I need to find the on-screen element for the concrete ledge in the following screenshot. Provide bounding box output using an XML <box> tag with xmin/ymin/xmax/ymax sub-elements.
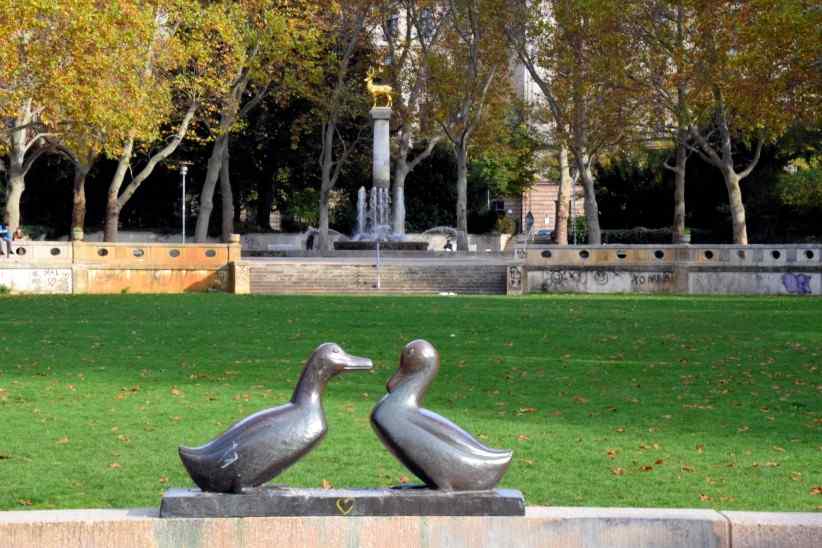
<box><xmin>3</xmin><ymin>506</ymin><xmax>818</xmax><ymax>547</ymax></box>
<box><xmin>4</xmin><ymin>506</ymin><xmax>802</xmax><ymax>548</ymax></box>
<box><xmin>722</xmin><ymin>511</ymin><xmax>822</xmax><ymax>548</ymax></box>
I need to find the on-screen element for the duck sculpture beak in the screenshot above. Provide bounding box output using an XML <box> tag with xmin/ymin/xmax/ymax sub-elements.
<box><xmin>336</xmin><ymin>351</ymin><xmax>373</xmax><ymax>371</ymax></box>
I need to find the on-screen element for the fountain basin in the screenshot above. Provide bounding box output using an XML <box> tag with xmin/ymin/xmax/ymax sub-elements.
<box><xmin>334</xmin><ymin>240</ymin><xmax>429</xmax><ymax>251</ymax></box>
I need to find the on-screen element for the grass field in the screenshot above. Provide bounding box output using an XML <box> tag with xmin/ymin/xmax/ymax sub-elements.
<box><xmin>0</xmin><ymin>294</ymin><xmax>820</xmax><ymax>512</ymax></box>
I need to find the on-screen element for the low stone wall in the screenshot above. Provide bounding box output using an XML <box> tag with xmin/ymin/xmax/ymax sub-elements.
<box><xmin>241</xmin><ymin>260</ymin><xmax>507</xmax><ymax>295</ymax></box>
<box><xmin>519</xmin><ymin>244</ymin><xmax>822</xmax><ymax>296</ymax></box>
<box><xmin>1</xmin><ymin>507</ymin><xmax>820</xmax><ymax>548</ymax></box>
<box><xmin>0</xmin><ymin>240</ymin><xmax>241</xmax><ymax>294</ymax></box>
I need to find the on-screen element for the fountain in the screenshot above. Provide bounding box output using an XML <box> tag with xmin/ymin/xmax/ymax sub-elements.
<box><xmin>334</xmin><ymin>101</ymin><xmax>427</xmax><ymax>252</ymax></box>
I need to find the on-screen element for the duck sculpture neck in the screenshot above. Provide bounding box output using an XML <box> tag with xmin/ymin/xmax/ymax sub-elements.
<box><xmin>292</xmin><ymin>343</ymin><xmax>371</xmax><ymax>405</ymax></box>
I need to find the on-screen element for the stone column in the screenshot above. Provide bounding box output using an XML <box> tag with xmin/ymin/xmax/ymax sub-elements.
<box><xmin>370</xmin><ymin>107</ymin><xmax>392</xmax><ymax>189</ymax></box>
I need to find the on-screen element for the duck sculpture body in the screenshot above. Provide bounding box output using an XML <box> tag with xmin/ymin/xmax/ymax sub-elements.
<box><xmin>179</xmin><ymin>343</ymin><xmax>372</xmax><ymax>493</ymax></box>
<box><xmin>371</xmin><ymin>340</ymin><xmax>513</xmax><ymax>491</ymax></box>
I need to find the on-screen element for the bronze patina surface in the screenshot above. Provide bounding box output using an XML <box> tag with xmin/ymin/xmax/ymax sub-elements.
<box><xmin>371</xmin><ymin>340</ymin><xmax>513</xmax><ymax>491</ymax></box>
<box><xmin>178</xmin><ymin>343</ymin><xmax>372</xmax><ymax>493</ymax></box>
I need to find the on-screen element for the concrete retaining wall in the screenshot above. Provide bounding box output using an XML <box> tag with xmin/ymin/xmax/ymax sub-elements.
<box><xmin>0</xmin><ymin>240</ymin><xmax>241</xmax><ymax>294</ymax></box>
<box><xmin>521</xmin><ymin>244</ymin><xmax>822</xmax><ymax>296</ymax></box>
<box><xmin>1</xmin><ymin>507</ymin><xmax>819</xmax><ymax>548</ymax></box>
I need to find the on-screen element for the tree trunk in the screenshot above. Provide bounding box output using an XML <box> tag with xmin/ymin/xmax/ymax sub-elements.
<box><xmin>103</xmin><ymin>137</ymin><xmax>135</xmax><ymax>242</ymax></box>
<box><xmin>219</xmin><ymin>139</ymin><xmax>234</xmax><ymax>242</ymax></box>
<box><xmin>392</xmin><ymin>158</ymin><xmax>409</xmax><ymax>236</ymax></box>
<box><xmin>5</xmin><ymin>169</ymin><xmax>25</xmax><ymax>232</ymax></box>
<box><xmin>4</xmin><ymin>100</ymin><xmax>34</xmax><ymax>232</ymax></box>
<box><xmin>723</xmin><ymin>169</ymin><xmax>748</xmax><ymax>245</ymax></box>
<box><xmin>576</xmin><ymin>160</ymin><xmax>601</xmax><ymax>245</ymax></box>
<box><xmin>455</xmin><ymin>144</ymin><xmax>469</xmax><ymax>251</ymax></box>
<box><xmin>671</xmin><ymin>140</ymin><xmax>687</xmax><ymax>243</ymax></box>
<box><xmin>194</xmin><ymin>134</ymin><xmax>228</xmax><ymax>242</ymax></box>
<box><xmin>554</xmin><ymin>145</ymin><xmax>571</xmax><ymax>245</ymax></box>
<box><xmin>317</xmin><ymin>119</ymin><xmax>336</xmax><ymax>254</ymax></box>
<box><xmin>104</xmin><ymin>197</ymin><xmax>120</xmax><ymax>242</ymax></box>
<box><xmin>71</xmin><ymin>165</ymin><xmax>90</xmax><ymax>239</ymax></box>
<box><xmin>318</xmin><ymin>186</ymin><xmax>330</xmax><ymax>254</ymax></box>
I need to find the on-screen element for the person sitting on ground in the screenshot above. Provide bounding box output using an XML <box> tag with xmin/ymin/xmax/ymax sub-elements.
<box><xmin>12</xmin><ymin>227</ymin><xmax>25</xmax><ymax>241</ymax></box>
<box><xmin>0</xmin><ymin>224</ymin><xmax>12</xmax><ymax>258</ymax></box>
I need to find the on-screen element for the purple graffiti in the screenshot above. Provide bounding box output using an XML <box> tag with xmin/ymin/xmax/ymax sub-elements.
<box><xmin>782</xmin><ymin>273</ymin><xmax>812</xmax><ymax>295</ymax></box>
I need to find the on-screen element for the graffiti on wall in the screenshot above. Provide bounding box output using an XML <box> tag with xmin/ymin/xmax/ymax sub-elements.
<box><xmin>631</xmin><ymin>272</ymin><xmax>673</xmax><ymax>287</ymax></box>
<box><xmin>541</xmin><ymin>269</ymin><xmax>623</xmax><ymax>292</ymax></box>
<box><xmin>782</xmin><ymin>273</ymin><xmax>812</xmax><ymax>295</ymax></box>
<box><xmin>508</xmin><ymin>266</ymin><xmax>523</xmax><ymax>291</ymax></box>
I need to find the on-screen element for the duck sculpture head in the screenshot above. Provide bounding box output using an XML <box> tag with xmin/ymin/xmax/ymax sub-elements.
<box><xmin>386</xmin><ymin>339</ymin><xmax>439</xmax><ymax>404</ymax></box>
<box><xmin>292</xmin><ymin>343</ymin><xmax>373</xmax><ymax>403</ymax></box>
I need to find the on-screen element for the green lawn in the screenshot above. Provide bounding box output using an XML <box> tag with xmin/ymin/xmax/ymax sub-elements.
<box><xmin>0</xmin><ymin>294</ymin><xmax>819</xmax><ymax>512</ymax></box>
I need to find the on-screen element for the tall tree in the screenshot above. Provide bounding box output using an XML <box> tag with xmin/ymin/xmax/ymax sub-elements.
<box><xmin>507</xmin><ymin>0</ymin><xmax>641</xmax><ymax>245</ymax></box>
<box><xmin>377</xmin><ymin>0</ymin><xmax>449</xmax><ymax>235</ymax></box>
<box><xmin>430</xmin><ymin>0</ymin><xmax>510</xmax><ymax>250</ymax></box>
<box><xmin>0</xmin><ymin>2</ymin><xmax>80</xmax><ymax>231</ymax></box>
<box><xmin>193</xmin><ymin>0</ymin><xmax>321</xmax><ymax>242</ymax></box>
<box><xmin>102</xmin><ymin>1</ymin><xmax>233</xmax><ymax>242</ymax></box>
<box><xmin>622</xmin><ymin>0</ymin><xmax>700</xmax><ymax>242</ymax></box>
<box><xmin>48</xmin><ymin>1</ymin><xmax>167</xmax><ymax>238</ymax></box>
<box><xmin>683</xmin><ymin>0</ymin><xmax>820</xmax><ymax>244</ymax></box>
<box><xmin>315</xmin><ymin>1</ymin><xmax>372</xmax><ymax>252</ymax></box>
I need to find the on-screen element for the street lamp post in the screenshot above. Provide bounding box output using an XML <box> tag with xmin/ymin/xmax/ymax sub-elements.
<box><xmin>180</xmin><ymin>165</ymin><xmax>188</xmax><ymax>244</ymax></box>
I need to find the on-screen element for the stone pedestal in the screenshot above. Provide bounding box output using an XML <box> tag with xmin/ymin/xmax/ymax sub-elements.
<box><xmin>160</xmin><ymin>486</ymin><xmax>525</xmax><ymax>518</ymax></box>
<box><xmin>370</xmin><ymin>107</ymin><xmax>392</xmax><ymax>189</ymax></box>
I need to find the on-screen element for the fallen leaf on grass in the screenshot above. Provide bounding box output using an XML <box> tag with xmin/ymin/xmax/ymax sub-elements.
<box><xmin>699</xmin><ymin>494</ymin><xmax>712</xmax><ymax>502</ymax></box>
<box><xmin>811</xmin><ymin>486</ymin><xmax>822</xmax><ymax>496</ymax></box>
<box><xmin>640</xmin><ymin>465</ymin><xmax>654</xmax><ymax>472</ymax></box>
<box><xmin>109</xmin><ymin>463</ymin><xmax>121</xmax><ymax>469</ymax></box>
<box><xmin>611</xmin><ymin>467</ymin><xmax>625</xmax><ymax>476</ymax></box>
<box><xmin>607</xmin><ymin>449</ymin><xmax>618</xmax><ymax>460</ymax></box>
<box><xmin>56</xmin><ymin>436</ymin><xmax>70</xmax><ymax>445</ymax></box>
<box><xmin>696</xmin><ymin>444</ymin><xmax>705</xmax><ymax>454</ymax></box>
<box><xmin>655</xmin><ymin>459</ymin><xmax>665</xmax><ymax>465</ymax></box>
<box><xmin>159</xmin><ymin>476</ymin><xmax>169</xmax><ymax>484</ymax></box>
<box><xmin>321</xmin><ymin>479</ymin><xmax>332</xmax><ymax>490</ymax></box>
<box><xmin>517</xmin><ymin>434</ymin><xmax>530</xmax><ymax>442</ymax></box>
<box><xmin>615</xmin><ymin>427</ymin><xmax>625</xmax><ymax>433</ymax></box>
<box><xmin>790</xmin><ymin>472</ymin><xmax>802</xmax><ymax>481</ymax></box>
<box><xmin>399</xmin><ymin>476</ymin><xmax>410</xmax><ymax>484</ymax></box>
<box><xmin>170</xmin><ymin>387</ymin><xmax>183</xmax><ymax>397</ymax></box>
<box><xmin>682</xmin><ymin>464</ymin><xmax>695</xmax><ymax>473</ymax></box>
<box><xmin>17</xmin><ymin>499</ymin><xmax>32</xmax><ymax>506</ymax></box>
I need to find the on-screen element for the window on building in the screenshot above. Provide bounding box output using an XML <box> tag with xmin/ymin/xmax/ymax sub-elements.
<box><xmin>491</xmin><ymin>200</ymin><xmax>505</xmax><ymax>213</ymax></box>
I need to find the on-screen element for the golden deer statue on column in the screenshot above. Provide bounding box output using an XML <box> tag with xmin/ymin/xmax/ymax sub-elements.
<box><xmin>365</xmin><ymin>67</ymin><xmax>394</xmax><ymax>108</ymax></box>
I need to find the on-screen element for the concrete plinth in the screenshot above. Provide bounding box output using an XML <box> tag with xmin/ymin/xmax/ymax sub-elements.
<box><xmin>370</xmin><ymin>107</ymin><xmax>391</xmax><ymax>189</ymax></box>
<box><xmin>159</xmin><ymin>487</ymin><xmax>525</xmax><ymax>518</ymax></box>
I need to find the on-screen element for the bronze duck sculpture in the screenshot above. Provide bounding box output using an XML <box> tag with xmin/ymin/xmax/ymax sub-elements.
<box><xmin>179</xmin><ymin>343</ymin><xmax>372</xmax><ymax>493</ymax></box>
<box><xmin>371</xmin><ymin>339</ymin><xmax>513</xmax><ymax>491</ymax></box>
